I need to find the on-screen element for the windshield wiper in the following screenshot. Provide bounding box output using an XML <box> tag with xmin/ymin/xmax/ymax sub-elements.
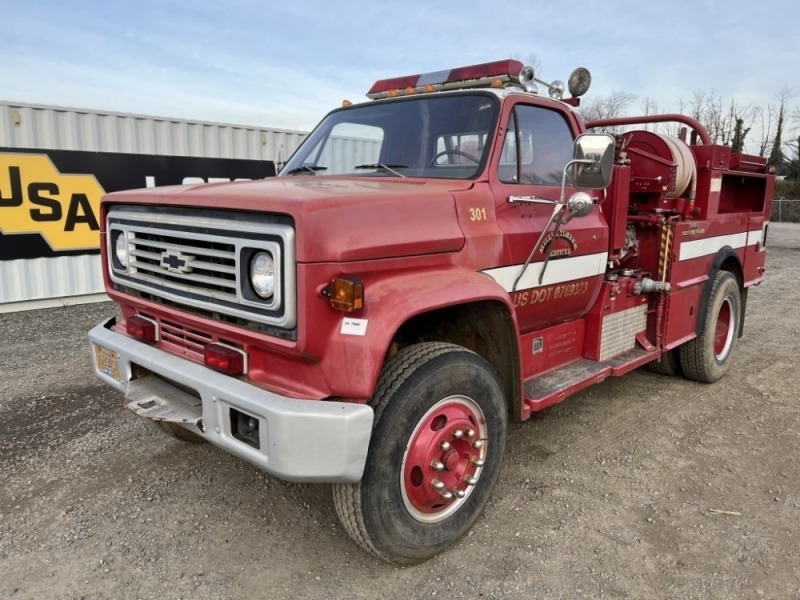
<box><xmin>284</xmin><ymin>165</ymin><xmax>328</xmax><ymax>175</ymax></box>
<box><xmin>354</xmin><ymin>163</ymin><xmax>409</xmax><ymax>178</ymax></box>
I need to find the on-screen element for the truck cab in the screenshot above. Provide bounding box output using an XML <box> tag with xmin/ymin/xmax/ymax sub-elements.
<box><xmin>89</xmin><ymin>59</ymin><xmax>773</xmax><ymax>564</ymax></box>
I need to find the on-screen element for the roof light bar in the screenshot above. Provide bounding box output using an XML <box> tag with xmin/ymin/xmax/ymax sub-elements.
<box><xmin>367</xmin><ymin>59</ymin><xmax>525</xmax><ymax>99</ymax></box>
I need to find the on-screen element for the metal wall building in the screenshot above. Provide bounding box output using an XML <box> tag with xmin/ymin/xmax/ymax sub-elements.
<box><xmin>0</xmin><ymin>101</ymin><xmax>307</xmax><ymax>312</ymax></box>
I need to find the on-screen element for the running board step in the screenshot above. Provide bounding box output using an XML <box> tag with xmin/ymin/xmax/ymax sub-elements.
<box><xmin>523</xmin><ymin>346</ymin><xmax>657</xmax><ymax>415</ymax></box>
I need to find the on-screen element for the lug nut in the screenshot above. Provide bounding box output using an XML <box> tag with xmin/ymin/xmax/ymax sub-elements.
<box><xmin>440</xmin><ymin>440</ymin><xmax>452</xmax><ymax>452</ymax></box>
<box><xmin>464</xmin><ymin>475</ymin><xmax>478</xmax><ymax>486</ymax></box>
<box><xmin>431</xmin><ymin>478</ymin><xmax>445</xmax><ymax>490</ymax></box>
<box><xmin>452</xmin><ymin>428</ymin><xmax>464</xmax><ymax>439</ymax></box>
<box><xmin>431</xmin><ymin>460</ymin><xmax>445</xmax><ymax>472</ymax></box>
<box><xmin>465</xmin><ymin>428</ymin><xmax>476</xmax><ymax>438</ymax></box>
<box><xmin>471</xmin><ymin>457</ymin><xmax>485</xmax><ymax>467</ymax></box>
<box><xmin>473</xmin><ymin>439</ymin><xmax>484</xmax><ymax>449</ymax></box>
<box><xmin>454</xmin><ymin>488</ymin><xmax>466</xmax><ymax>499</ymax></box>
<box><xmin>439</xmin><ymin>490</ymin><xmax>453</xmax><ymax>500</ymax></box>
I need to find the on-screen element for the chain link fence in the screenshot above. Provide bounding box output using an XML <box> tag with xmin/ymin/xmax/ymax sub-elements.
<box><xmin>772</xmin><ymin>198</ymin><xmax>800</xmax><ymax>223</ymax></box>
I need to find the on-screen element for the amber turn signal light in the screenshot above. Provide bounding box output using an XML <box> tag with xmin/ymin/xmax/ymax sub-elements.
<box><xmin>329</xmin><ymin>277</ymin><xmax>364</xmax><ymax>312</ymax></box>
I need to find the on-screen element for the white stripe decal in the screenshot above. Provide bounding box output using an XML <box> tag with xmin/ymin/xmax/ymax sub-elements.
<box><xmin>746</xmin><ymin>227</ymin><xmax>764</xmax><ymax>246</ymax></box>
<box><xmin>483</xmin><ymin>252</ymin><xmax>608</xmax><ymax>293</ymax></box>
<box><xmin>678</xmin><ymin>232</ymin><xmax>747</xmax><ymax>261</ymax></box>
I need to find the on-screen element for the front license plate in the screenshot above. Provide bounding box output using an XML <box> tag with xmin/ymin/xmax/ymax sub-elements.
<box><xmin>94</xmin><ymin>344</ymin><xmax>121</xmax><ymax>382</ymax></box>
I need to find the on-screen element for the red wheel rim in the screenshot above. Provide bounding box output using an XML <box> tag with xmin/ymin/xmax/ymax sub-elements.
<box><xmin>714</xmin><ymin>297</ymin><xmax>735</xmax><ymax>360</ymax></box>
<box><xmin>400</xmin><ymin>395</ymin><xmax>487</xmax><ymax>523</ymax></box>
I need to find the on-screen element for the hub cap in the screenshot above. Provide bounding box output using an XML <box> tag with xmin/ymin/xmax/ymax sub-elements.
<box><xmin>400</xmin><ymin>395</ymin><xmax>488</xmax><ymax>523</ymax></box>
<box><xmin>714</xmin><ymin>297</ymin><xmax>735</xmax><ymax>360</ymax></box>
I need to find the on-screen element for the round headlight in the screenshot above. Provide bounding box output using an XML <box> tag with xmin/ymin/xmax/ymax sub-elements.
<box><xmin>250</xmin><ymin>252</ymin><xmax>275</xmax><ymax>299</ymax></box>
<box><xmin>115</xmin><ymin>232</ymin><xmax>129</xmax><ymax>268</ymax></box>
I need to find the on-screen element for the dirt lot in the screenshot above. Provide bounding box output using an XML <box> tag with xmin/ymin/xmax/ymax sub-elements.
<box><xmin>1</xmin><ymin>223</ymin><xmax>798</xmax><ymax>600</ymax></box>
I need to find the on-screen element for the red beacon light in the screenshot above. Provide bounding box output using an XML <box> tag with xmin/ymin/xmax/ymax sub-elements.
<box><xmin>367</xmin><ymin>59</ymin><xmax>525</xmax><ymax>99</ymax></box>
<box><xmin>366</xmin><ymin>60</ymin><xmax>592</xmax><ymax>103</ymax></box>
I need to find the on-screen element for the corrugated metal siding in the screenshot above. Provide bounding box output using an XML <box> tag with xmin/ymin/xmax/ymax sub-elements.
<box><xmin>0</xmin><ymin>101</ymin><xmax>306</xmax><ymax>161</ymax></box>
<box><xmin>0</xmin><ymin>255</ymin><xmax>103</xmax><ymax>303</ymax></box>
<box><xmin>319</xmin><ymin>136</ymin><xmax>383</xmax><ymax>173</ymax></box>
<box><xmin>0</xmin><ymin>101</ymin><xmax>309</xmax><ymax>309</ymax></box>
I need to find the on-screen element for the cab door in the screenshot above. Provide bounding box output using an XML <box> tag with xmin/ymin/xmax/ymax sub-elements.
<box><xmin>487</xmin><ymin>99</ymin><xmax>608</xmax><ymax>333</ymax></box>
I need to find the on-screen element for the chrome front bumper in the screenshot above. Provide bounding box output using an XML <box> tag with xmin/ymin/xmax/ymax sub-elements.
<box><xmin>88</xmin><ymin>318</ymin><xmax>373</xmax><ymax>483</ymax></box>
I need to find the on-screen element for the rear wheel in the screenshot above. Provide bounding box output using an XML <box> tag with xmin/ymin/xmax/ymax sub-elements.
<box><xmin>680</xmin><ymin>271</ymin><xmax>741</xmax><ymax>383</ymax></box>
<box><xmin>333</xmin><ymin>342</ymin><xmax>507</xmax><ymax>565</ymax></box>
<box><xmin>646</xmin><ymin>348</ymin><xmax>682</xmax><ymax>376</ymax></box>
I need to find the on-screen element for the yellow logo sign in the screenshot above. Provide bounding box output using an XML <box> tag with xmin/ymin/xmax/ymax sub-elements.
<box><xmin>0</xmin><ymin>153</ymin><xmax>103</xmax><ymax>251</ymax></box>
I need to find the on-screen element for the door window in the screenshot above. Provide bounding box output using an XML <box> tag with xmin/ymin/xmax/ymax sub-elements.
<box><xmin>499</xmin><ymin>105</ymin><xmax>574</xmax><ymax>185</ymax></box>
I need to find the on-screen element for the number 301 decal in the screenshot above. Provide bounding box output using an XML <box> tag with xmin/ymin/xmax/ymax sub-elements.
<box><xmin>469</xmin><ymin>207</ymin><xmax>487</xmax><ymax>221</ymax></box>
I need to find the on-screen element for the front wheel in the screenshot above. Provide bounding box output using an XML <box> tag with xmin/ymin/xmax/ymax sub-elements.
<box><xmin>333</xmin><ymin>342</ymin><xmax>508</xmax><ymax>565</ymax></box>
<box><xmin>680</xmin><ymin>271</ymin><xmax>741</xmax><ymax>383</ymax></box>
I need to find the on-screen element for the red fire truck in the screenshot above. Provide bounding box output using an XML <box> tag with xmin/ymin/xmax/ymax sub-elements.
<box><xmin>89</xmin><ymin>59</ymin><xmax>774</xmax><ymax>564</ymax></box>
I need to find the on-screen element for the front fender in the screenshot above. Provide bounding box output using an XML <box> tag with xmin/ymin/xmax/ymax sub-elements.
<box><xmin>318</xmin><ymin>267</ymin><xmax>518</xmax><ymax>400</ymax></box>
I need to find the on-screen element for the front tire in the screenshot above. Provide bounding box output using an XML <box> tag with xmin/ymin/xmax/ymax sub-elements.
<box><xmin>333</xmin><ymin>342</ymin><xmax>508</xmax><ymax>565</ymax></box>
<box><xmin>680</xmin><ymin>271</ymin><xmax>741</xmax><ymax>383</ymax></box>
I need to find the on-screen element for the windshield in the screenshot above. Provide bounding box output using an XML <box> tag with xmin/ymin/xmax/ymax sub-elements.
<box><xmin>281</xmin><ymin>94</ymin><xmax>499</xmax><ymax>180</ymax></box>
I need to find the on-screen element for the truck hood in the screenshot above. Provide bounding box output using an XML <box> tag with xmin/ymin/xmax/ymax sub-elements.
<box><xmin>105</xmin><ymin>177</ymin><xmax>471</xmax><ymax>262</ymax></box>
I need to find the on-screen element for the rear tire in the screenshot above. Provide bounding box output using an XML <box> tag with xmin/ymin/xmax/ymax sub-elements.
<box><xmin>646</xmin><ymin>348</ymin><xmax>682</xmax><ymax>376</ymax></box>
<box><xmin>333</xmin><ymin>342</ymin><xmax>508</xmax><ymax>565</ymax></box>
<box><xmin>679</xmin><ymin>271</ymin><xmax>741</xmax><ymax>383</ymax></box>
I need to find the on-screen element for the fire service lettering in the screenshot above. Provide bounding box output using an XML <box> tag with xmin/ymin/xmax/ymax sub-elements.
<box><xmin>0</xmin><ymin>154</ymin><xmax>102</xmax><ymax>251</ymax></box>
<box><xmin>539</xmin><ymin>230</ymin><xmax>578</xmax><ymax>257</ymax></box>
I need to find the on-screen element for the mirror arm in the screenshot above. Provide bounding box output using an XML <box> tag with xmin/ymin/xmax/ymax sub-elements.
<box><xmin>559</xmin><ymin>158</ymin><xmax>596</xmax><ymax>203</ymax></box>
<box><xmin>512</xmin><ymin>202</ymin><xmax>565</xmax><ymax>292</ymax></box>
<box><xmin>538</xmin><ymin>210</ymin><xmax>569</xmax><ymax>285</ymax></box>
<box><xmin>511</xmin><ymin>158</ymin><xmax>597</xmax><ymax>292</ymax></box>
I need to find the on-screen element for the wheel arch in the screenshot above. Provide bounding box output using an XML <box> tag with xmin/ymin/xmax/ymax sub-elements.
<box><xmin>392</xmin><ymin>299</ymin><xmax>521</xmax><ymax>419</ymax></box>
<box><xmin>695</xmin><ymin>247</ymin><xmax>744</xmax><ymax>338</ymax></box>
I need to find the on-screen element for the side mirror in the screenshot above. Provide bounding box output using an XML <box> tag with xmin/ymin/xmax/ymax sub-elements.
<box><xmin>572</xmin><ymin>133</ymin><xmax>615</xmax><ymax>189</ymax></box>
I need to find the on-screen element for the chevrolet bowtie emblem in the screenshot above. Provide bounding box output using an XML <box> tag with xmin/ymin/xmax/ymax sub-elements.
<box><xmin>160</xmin><ymin>250</ymin><xmax>195</xmax><ymax>274</ymax></box>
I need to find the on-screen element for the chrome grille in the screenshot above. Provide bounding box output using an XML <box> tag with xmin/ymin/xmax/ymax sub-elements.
<box><xmin>108</xmin><ymin>208</ymin><xmax>296</xmax><ymax>329</ymax></box>
<box><xmin>129</xmin><ymin>232</ymin><xmax>238</xmax><ymax>301</ymax></box>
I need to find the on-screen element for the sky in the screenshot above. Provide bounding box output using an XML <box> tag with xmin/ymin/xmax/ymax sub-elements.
<box><xmin>2</xmin><ymin>0</ymin><xmax>799</xmax><ymax>138</ymax></box>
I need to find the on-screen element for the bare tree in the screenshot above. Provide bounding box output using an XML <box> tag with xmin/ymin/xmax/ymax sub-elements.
<box><xmin>680</xmin><ymin>90</ymin><xmax>755</xmax><ymax>148</ymax></box>
<box><xmin>786</xmin><ymin>135</ymin><xmax>800</xmax><ymax>182</ymax></box>
<box><xmin>512</xmin><ymin>53</ymin><xmax>543</xmax><ymax>78</ymax></box>
<box><xmin>640</xmin><ymin>97</ymin><xmax>660</xmax><ymax>132</ymax></box>
<box><xmin>689</xmin><ymin>89</ymin><xmax>709</xmax><ymax>122</ymax></box>
<box><xmin>755</xmin><ymin>106</ymin><xmax>773</xmax><ymax>157</ymax></box>
<box><xmin>768</xmin><ymin>86</ymin><xmax>795</xmax><ymax>168</ymax></box>
<box><xmin>580</xmin><ymin>91</ymin><xmax>637</xmax><ymax>132</ymax></box>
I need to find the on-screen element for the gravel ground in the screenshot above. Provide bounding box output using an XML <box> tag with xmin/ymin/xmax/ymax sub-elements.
<box><xmin>1</xmin><ymin>223</ymin><xmax>798</xmax><ymax>600</ymax></box>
